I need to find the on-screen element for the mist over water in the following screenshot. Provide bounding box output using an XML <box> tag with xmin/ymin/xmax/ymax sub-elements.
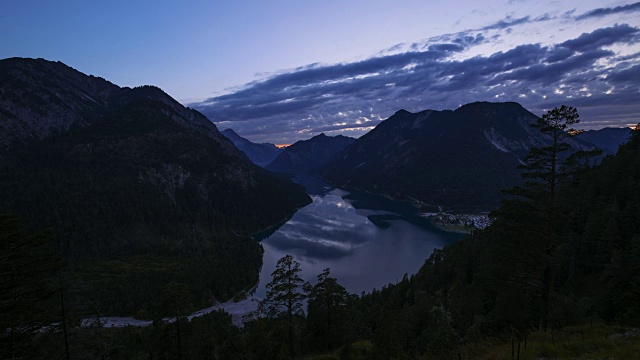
<box><xmin>253</xmin><ymin>176</ymin><xmax>462</xmax><ymax>298</ymax></box>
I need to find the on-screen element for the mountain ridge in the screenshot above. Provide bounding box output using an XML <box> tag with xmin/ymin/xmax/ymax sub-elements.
<box><xmin>0</xmin><ymin>57</ymin><xmax>240</xmax><ymax>157</ymax></box>
<box><xmin>576</xmin><ymin>127</ymin><xmax>632</xmax><ymax>154</ymax></box>
<box><xmin>321</xmin><ymin>101</ymin><xmax>592</xmax><ymax>210</ymax></box>
<box><xmin>221</xmin><ymin>128</ymin><xmax>282</xmax><ymax>166</ymax></box>
<box><xmin>266</xmin><ymin>133</ymin><xmax>355</xmax><ymax>174</ymax></box>
<box><xmin>0</xmin><ymin>57</ymin><xmax>311</xmax><ymax>258</ymax></box>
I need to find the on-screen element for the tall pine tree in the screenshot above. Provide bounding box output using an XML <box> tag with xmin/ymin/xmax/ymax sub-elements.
<box><xmin>496</xmin><ymin>105</ymin><xmax>600</xmax><ymax>331</ymax></box>
<box><xmin>261</xmin><ymin>255</ymin><xmax>305</xmax><ymax>359</ymax></box>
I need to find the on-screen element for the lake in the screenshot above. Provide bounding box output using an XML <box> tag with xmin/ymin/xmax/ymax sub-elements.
<box><xmin>97</xmin><ymin>174</ymin><xmax>464</xmax><ymax>327</ymax></box>
<box><xmin>253</xmin><ymin>174</ymin><xmax>463</xmax><ymax>298</ymax></box>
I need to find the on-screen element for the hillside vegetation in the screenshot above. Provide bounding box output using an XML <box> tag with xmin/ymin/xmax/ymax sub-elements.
<box><xmin>3</xmin><ymin>108</ymin><xmax>637</xmax><ymax>359</ymax></box>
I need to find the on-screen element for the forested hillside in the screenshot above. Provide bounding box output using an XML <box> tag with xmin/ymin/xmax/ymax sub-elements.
<box><xmin>4</xmin><ymin>110</ymin><xmax>637</xmax><ymax>359</ymax></box>
<box><xmin>0</xmin><ymin>58</ymin><xmax>311</xmax><ymax>318</ymax></box>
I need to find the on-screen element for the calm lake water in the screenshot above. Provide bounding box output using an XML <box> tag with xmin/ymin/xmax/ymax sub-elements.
<box><xmin>253</xmin><ymin>175</ymin><xmax>463</xmax><ymax>298</ymax></box>
<box><xmin>97</xmin><ymin>175</ymin><xmax>465</xmax><ymax>327</ymax></box>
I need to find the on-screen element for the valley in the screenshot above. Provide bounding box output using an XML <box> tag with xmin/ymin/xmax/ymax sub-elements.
<box><xmin>93</xmin><ymin>174</ymin><xmax>463</xmax><ymax>327</ymax></box>
<box><xmin>1</xmin><ymin>56</ymin><xmax>638</xmax><ymax>359</ymax></box>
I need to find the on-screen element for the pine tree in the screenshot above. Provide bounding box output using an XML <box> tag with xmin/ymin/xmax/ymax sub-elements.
<box><xmin>261</xmin><ymin>255</ymin><xmax>305</xmax><ymax>359</ymax></box>
<box><xmin>497</xmin><ymin>105</ymin><xmax>600</xmax><ymax>331</ymax></box>
<box><xmin>161</xmin><ymin>281</ymin><xmax>193</xmax><ymax>359</ymax></box>
<box><xmin>305</xmin><ymin>268</ymin><xmax>349</xmax><ymax>350</ymax></box>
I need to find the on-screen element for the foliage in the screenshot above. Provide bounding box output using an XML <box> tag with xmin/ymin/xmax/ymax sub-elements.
<box><xmin>262</xmin><ymin>255</ymin><xmax>306</xmax><ymax>319</ymax></box>
<box><xmin>3</xmin><ymin>111</ymin><xmax>639</xmax><ymax>360</ymax></box>
<box><xmin>304</xmin><ymin>268</ymin><xmax>349</xmax><ymax>351</ymax></box>
<box><xmin>493</xmin><ymin>105</ymin><xmax>601</xmax><ymax>331</ymax></box>
<box><xmin>0</xmin><ymin>213</ymin><xmax>62</xmax><ymax>359</ymax></box>
<box><xmin>0</xmin><ymin>99</ymin><xmax>310</xmax><ymax>315</ymax></box>
<box><xmin>261</xmin><ymin>254</ymin><xmax>306</xmax><ymax>359</ymax></box>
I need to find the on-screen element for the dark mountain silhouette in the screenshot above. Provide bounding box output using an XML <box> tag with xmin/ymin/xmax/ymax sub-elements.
<box><xmin>321</xmin><ymin>101</ymin><xmax>593</xmax><ymax>210</ymax></box>
<box><xmin>266</xmin><ymin>133</ymin><xmax>355</xmax><ymax>174</ymax></box>
<box><xmin>576</xmin><ymin>127</ymin><xmax>632</xmax><ymax>154</ymax></box>
<box><xmin>0</xmin><ymin>58</ymin><xmax>239</xmax><ymax>158</ymax></box>
<box><xmin>0</xmin><ymin>57</ymin><xmax>311</xmax><ymax>258</ymax></box>
<box><xmin>222</xmin><ymin>128</ymin><xmax>282</xmax><ymax>166</ymax></box>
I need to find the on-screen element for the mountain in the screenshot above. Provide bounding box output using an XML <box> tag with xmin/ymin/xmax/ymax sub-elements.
<box><xmin>266</xmin><ymin>133</ymin><xmax>355</xmax><ymax>173</ymax></box>
<box><xmin>0</xmin><ymin>58</ymin><xmax>311</xmax><ymax>313</ymax></box>
<box><xmin>576</xmin><ymin>127</ymin><xmax>632</xmax><ymax>154</ymax></box>
<box><xmin>0</xmin><ymin>57</ymin><xmax>310</xmax><ymax>256</ymax></box>
<box><xmin>222</xmin><ymin>128</ymin><xmax>282</xmax><ymax>166</ymax></box>
<box><xmin>321</xmin><ymin>101</ymin><xmax>591</xmax><ymax>210</ymax></box>
<box><xmin>0</xmin><ymin>58</ymin><xmax>237</xmax><ymax>157</ymax></box>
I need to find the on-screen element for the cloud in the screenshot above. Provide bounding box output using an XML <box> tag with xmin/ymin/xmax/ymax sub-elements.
<box><xmin>607</xmin><ymin>64</ymin><xmax>640</xmax><ymax>83</ymax></box>
<box><xmin>559</xmin><ymin>24</ymin><xmax>639</xmax><ymax>52</ymax></box>
<box><xmin>192</xmin><ymin>24</ymin><xmax>640</xmax><ymax>144</ymax></box>
<box><xmin>479</xmin><ymin>15</ymin><xmax>531</xmax><ymax>30</ymax></box>
<box><xmin>576</xmin><ymin>2</ymin><xmax>640</xmax><ymax>21</ymax></box>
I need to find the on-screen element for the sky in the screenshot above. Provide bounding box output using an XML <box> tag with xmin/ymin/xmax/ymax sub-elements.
<box><xmin>1</xmin><ymin>1</ymin><xmax>639</xmax><ymax>144</ymax></box>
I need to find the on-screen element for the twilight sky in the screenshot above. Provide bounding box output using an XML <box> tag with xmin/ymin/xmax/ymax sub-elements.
<box><xmin>1</xmin><ymin>1</ymin><xmax>639</xmax><ymax>144</ymax></box>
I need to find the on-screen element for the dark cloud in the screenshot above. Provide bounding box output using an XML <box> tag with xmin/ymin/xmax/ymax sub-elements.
<box><xmin>493</xmin><ymin>49</ymin><xmax>615</xmax><ymax>84</ymax></box>
<box><xmin>192</xmin><ymin>24</ymin><xmax>640</xmax><ymax>144</ymax></box>
<box><xmin>559</xmin><ymin>24</ymin><xmax>639</xmax><ymax>52</ymax></box>
<box><xmin>545</xmin><ymin>47</ymin><xmax>574</xmax><ymax>63</ymax></box>
<box><xmin>428</xmin><ymin>43</ymin><xmax>465</xmax><ymax>53</ymax></box>
<box><xmin>479</xmin><ymin>15</ymin><xmax>530</xmax><ymax>30</ymax></box>
<box><xmin>607</xmin><ymin>64</ymin><xmax>640</xmax><ymax>83</ymax></box>
<box><xmin>576</xmin><ymin>2</ymin><xmax>640</xmax><ymax>21</ymax></box>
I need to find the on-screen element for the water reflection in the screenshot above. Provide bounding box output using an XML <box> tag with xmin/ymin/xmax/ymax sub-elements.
<box><xmin>264</xmin><ymin>190</ymin><xmax>375</xmax><ymax>259</ymax></box>
<box><xmin>254</xmin><ymin>178</ymin><xmax>462</xmax><ymax>298</ymax></box>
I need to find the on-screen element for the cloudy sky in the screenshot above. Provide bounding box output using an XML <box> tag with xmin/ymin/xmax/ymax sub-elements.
<box><xmin>2</xmin><ymin>1</ymin><xmax>639</xmax><ymax>144</ymax></box>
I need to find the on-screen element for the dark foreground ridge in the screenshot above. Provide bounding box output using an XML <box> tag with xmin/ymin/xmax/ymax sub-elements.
<box><xmin>0</xmin><ymin>57</ymin><xmax>311</xmax><ymax>316</ymax></box>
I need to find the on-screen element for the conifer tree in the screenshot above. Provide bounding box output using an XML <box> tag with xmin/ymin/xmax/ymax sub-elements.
<box><xmin>161</xmin><ymin>281</ymin><xmax>193</xmax><ymax>359</ymax></box>
<box><xmin>305</xmin><ymin>268</ymin><xmax>349</xmax><ymax>350</ymax></box>
<box><xmin>497</xmin><ymin>105</ymin><xmax>600</xmax><ymax>331</ymax></box>
<box><xmin>261</xmin><ymin>255</ymin><xmax>305</xmax><ymax>359</ymax></box>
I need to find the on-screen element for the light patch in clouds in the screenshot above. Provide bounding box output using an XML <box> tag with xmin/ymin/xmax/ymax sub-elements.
<box><xmin>192</xmin><ymin>5</ymin><xmax>640</xmax><ymax>144</ymax></box>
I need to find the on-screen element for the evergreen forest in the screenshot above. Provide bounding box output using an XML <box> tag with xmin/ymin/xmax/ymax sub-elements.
<box><xmin>2</xmin><ymin>109</ymin><xmax>639</xmax><ymax>359</ymax></box>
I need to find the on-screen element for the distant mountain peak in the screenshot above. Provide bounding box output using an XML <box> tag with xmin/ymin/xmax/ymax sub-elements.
<box><xmin>266</xmin><ymin>133</ymin><xmax>355</xmax><ymax>174</ymax></box>
<box><xmin>460</xmin><ymin>101</ymin><xmax>523</xmax><ymax>111</ymax></box>
<box><xmin>223</xmin><ymin>128</ymin><xmax>240</xmax><ymax>136</ymax></box>
<box><xmin>576</xmin><ymin>127</ymin><xmax>632</xmax><ymax>154</ymax></box>
<box><xmin>221</xmin><ymin>128</ymin><xmax>282</xmax><ymax>166</ymax></box>
<box><xmin>322</xmin><ymin>101</ymin><xmax>595</xmax><ymax>210</ymax></box>
<box><xmin>394</xmin><ymin>109</ymin><xmax>411</xmax><ymax>115</ymax></box>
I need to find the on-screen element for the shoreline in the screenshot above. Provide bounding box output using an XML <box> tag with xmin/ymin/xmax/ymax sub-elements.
<box><xmin>84</xmin><ymin>279</ymin><xmax>262</xmax><ymax>329</ymax></box>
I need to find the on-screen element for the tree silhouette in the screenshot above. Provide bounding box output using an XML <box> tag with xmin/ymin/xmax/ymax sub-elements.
<box><xmin>497</xmin><ymin>105</ymin><xmax>600</xmax><ymax>331</ymax></box>
<box><xmin>261</xmin><ymin>255</ymin><xmax>305</xmax><ymax>359</ymax></box>
<box><xmin>305</xmin><ymin>268</ymin><xmax>349</xmax><ymax>350</ymax></box>
<box><xmin>161</xmin><ymin>281</ymin><xmax>193</xmax><ymax>359</ymax></box>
